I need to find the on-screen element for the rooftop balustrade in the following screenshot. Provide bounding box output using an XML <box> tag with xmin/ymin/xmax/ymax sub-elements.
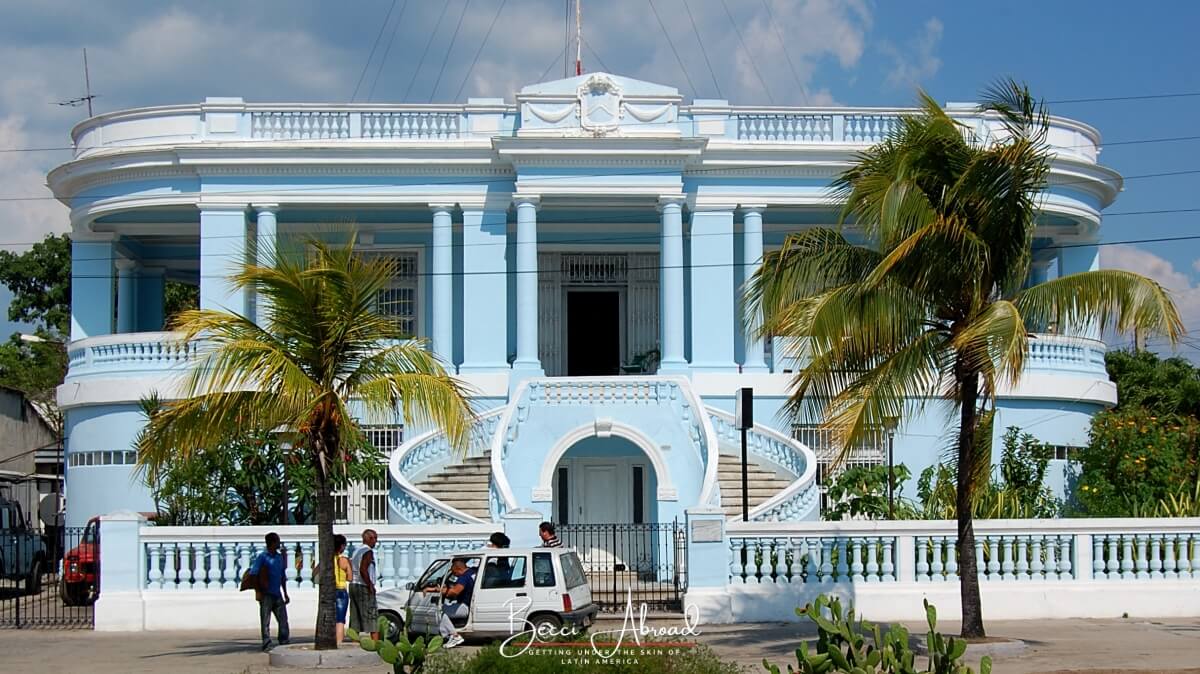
<box><xmin>68</xmin><ymin>100</ymin><xmax>1102</xmax><ymax>164</ymax></box>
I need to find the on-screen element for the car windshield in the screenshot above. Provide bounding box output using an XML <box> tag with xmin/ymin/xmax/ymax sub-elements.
<box><xmin>561</xmin><ymin>551</ymin><xmax>587</xmax><ymax>589</ymax></box>
<box><xmin>82</xmin><ymin>522</ymin><xmax>97</xmax><ymax>544</ymax></box>
<box><xmin>417</xmin><ymin>559</ymin><xmax>452</xmax><ymax>588</ymax></box>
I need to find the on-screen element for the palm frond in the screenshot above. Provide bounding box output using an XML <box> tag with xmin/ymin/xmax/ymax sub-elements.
<box><xmin>1015</xmin><ymin>269</ymin><xmax>1185</xmax><ymax>342</ymax></box>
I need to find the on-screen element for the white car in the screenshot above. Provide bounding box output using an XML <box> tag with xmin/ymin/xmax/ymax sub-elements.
<box><xmin>376</xmin><ymin>546</ymin><xmax>598</xmax><ymax>640</ymax></box>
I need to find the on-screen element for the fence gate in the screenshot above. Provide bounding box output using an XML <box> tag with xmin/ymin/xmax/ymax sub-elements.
<box><xmin>0</xmin><ymin>525</ymin><xmax>95</xmax><ymax>629</ymax></box>
<box><xmin>557</xmin><ymin>520</ymin><xmax>687</xmax><ymax>613</ymax></box>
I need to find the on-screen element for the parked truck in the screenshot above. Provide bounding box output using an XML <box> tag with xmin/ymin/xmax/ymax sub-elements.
<box><xmin>60</xmin><ymin>516</ymin><xmax>99</xmax><ymax>606</ymax></box>
<box><xmin>0</xmin><ymin>496</ymin><xmax>49</xmax><ymax>595</ymax></box>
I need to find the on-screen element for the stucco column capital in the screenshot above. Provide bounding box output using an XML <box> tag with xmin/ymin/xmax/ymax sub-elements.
<box><xmin>739</xmin><ymin>204</ymin><xmax>767</xmax><ymax>216</ymax></box>
<box><xmin>114</xmin><ymin>258</ymin><xmax>138</xmax><ymax>272</ymax></box>
<box><xmin>512</xmin><ymin>194</ymin><xmax>541</xmax><ymax>209</ymax></box>
<box><xmin>251</xmin><ymin>203</ymin><xmax>279</xmax><ymax>215</ymax></box>
<box><xmin>428</xmin><ymin>202</ymin><xmax>457</xmax><ymax>213</ymax></box>
<box><xmin>656</xmin><ymin>194</ymin><xmax>686</xmax><ymax>212</ymax></box>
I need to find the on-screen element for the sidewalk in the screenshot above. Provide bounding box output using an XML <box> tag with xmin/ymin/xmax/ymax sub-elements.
<box><xmin>0</xmin><ymin>617</ymin><xmax>1197</xmax><ymax>673</ymax></box>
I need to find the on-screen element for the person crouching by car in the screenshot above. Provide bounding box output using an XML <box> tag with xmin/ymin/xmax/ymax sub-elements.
<box><xmin>424</xmin><ymin>557</ymin><xmax>476</xmax><ymax>649</ymax></box>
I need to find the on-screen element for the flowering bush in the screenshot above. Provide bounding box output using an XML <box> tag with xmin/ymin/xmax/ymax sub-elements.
<box><xmin>1073</xmin><ymin>408</ymin><xmax>1200</xmax><ymax>517</ymax></box>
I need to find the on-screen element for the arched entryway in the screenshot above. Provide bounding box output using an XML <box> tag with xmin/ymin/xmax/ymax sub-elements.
<box><xmin>548</xmin><ymin>434</ymin><xmax>684</xmax><ymax>612</ymax></box>
<box><xmin>550</xmin><ymin>435</ymin><xmax>659</xmax><ymax>526</ymax></box>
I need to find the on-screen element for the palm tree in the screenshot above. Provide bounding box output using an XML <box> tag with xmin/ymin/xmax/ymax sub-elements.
<box><xmin>136</xmin><ymin>237</ymin><xmax>474</xmax><ymax>649</ymax></box>
<box><xmin>747</xmin><ymin>81</ymin><xmax>1183</xmax><ymax>638</ymax></box>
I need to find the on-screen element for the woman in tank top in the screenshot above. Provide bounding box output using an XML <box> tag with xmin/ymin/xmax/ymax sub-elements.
<box><xmin>332</xmin><ymin>535</ymin><xmax>353</xmax><ymax>642</ymax></box>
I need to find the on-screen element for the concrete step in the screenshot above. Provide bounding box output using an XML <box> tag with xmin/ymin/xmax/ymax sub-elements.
<box><xmin>418</xmin><ymin>474</ymin><xmax>490</xmax><ymax>485</ymax></box>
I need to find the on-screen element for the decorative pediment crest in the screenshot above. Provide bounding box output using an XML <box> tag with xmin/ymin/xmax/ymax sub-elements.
<box><xmin>577</xmin><ymin>73</ymin><xmax>622</xmax><ymax>135</ymax></box>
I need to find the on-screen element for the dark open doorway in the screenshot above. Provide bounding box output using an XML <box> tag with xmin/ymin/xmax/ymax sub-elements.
<box><xmin>567</xmin><ymin>291</ymin><xmax>620</xmax><ymax>375</ymax></box>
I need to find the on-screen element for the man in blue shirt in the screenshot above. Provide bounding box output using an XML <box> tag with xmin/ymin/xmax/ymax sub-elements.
<box><xmin>250</xmin><ymin>532</ymin><xmax>290</xmax><ymax>651</ymax></box>
<box><xmin>424</xmin><ymin>557</ymin><xmax>476</xmax><ymax>649</ymax></box>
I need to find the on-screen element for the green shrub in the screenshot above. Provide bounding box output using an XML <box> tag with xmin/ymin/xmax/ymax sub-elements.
<box><xmin>1073</xmin><ymin>408</ymin><xmax>1200</xmax><ymax>517</ymax></box>
<box><xmin>824</xmin><ymin>464</ymin><xmax>918</xmax><ymax>521</ymax></box>
<box><xmin>764</xmin><ymin>595</ymin><xmax>991</xmax><ymax>674</ymax></box>
<box><xmin>421</xmin><ymin>642</ymin><xmax>741</xmax><ymax>674</ymax></box>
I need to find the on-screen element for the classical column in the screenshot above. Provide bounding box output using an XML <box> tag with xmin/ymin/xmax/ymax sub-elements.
<box><xmin>199</xmin><ymin>204</ymin><xmax>250</xmax><ymax>315</ymax></box>
<box><xmin>70</xmin><ymin>236</ymin><xmax>115</xmax><ymax>340</ymax></box>
<box><xmin>741</xmin><ymin>205</ymin><xmax>768</xmax><ymax>372</ymax></box>
<box><xmin>137</xmin><ymin>267</ymin><xmax>166</xmax><ymax>332</ymax></box>
<box><xmin>512</xmin><ymin>195</ymin><xmax>543</xmax><ymax>375</ymax></box>
<box><xmin>1058</xmin><ymin>241</ymin><xmax>1101</xmax><ymax>339</ymax></box>
<box><xmin>115</xmin><ymin>258</ymin><xmax>137</xmax><ymax>334</ymax></box>
<box><xmin>253</xmin><ymin>204</ymin><xmax>278</xmax><ymax>326</ymax></box>
<box><xmin>658</xmin><ymin>196</ymin><xmax>688</xmax><ymax>372</ymax></box>
<box><xmin>689</xmin><ymin>205</ymin><xmax>738</xmax><ymax>372</ymax></box>
<box><xmin>459</xmin><ymin>199</ymin><xmax>510</xmax><ymax>373</ymax></box>
<box><xmin>430</xmin><ymin>203</ymin><xmax>455</xmax><ymax>366</ymax></box>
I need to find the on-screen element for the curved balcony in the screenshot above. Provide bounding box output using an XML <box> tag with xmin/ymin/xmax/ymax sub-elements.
<box><xmin>66</xmin><ymin>99</ymin><xmax>1101</xmax><ymax>166</ymax></box>
<box><xmin>1024</xmin><ymin>334</ymin><xmax>1108</xmax><ymax>377</ymax></box>
<box><xmin>66</xmin><ymin>331</ymin><xmax>197</xmax><ymax>380</ymax></box>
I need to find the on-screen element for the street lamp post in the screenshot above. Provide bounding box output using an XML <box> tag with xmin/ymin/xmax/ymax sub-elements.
<box><xmin>883</xmin><ymin>416</ymin><xmax>899</xmax><ymax>519</ymax></box>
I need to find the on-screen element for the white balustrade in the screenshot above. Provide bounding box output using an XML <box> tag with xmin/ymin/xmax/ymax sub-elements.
<box><xmin>141</xmin><ymin>524</ymin><xmax>492</xmax><ymax>591</ymax></box>
<box><xmin>727</xmin><ymin>519</ymin><xmax>1200</xmax><ymax>584</ymax></box>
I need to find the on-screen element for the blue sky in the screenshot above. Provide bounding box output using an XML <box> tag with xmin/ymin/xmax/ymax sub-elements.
<box><xmin>1</xmin><ymin>0</ymin><xmax>1198</xmax><ymax>353</ymax></box>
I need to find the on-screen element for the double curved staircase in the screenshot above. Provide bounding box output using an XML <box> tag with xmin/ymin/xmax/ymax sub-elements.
<box><xmin>388</xmin><ymin>377</ymin><xmax>819</xmax><ymax>525</ymax></box>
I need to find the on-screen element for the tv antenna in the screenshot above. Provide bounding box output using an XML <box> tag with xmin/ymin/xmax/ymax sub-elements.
<box><xmin>56</xmin><ymin>48</ymin><xmax>97</xmax><ymax>117</ymax></box>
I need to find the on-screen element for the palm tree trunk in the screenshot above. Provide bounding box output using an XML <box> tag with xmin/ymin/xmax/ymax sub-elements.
<box><xmin>313</xmin><ymin>437</ymin><xmax>339</xmax><ymax>650</ymax></box>
<box><xmin>955</xmin><ymin>369</ymin><xmax>986</xmax><ymax>639</ymax></box>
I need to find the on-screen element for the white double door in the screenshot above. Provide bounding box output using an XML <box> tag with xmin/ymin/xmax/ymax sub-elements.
<box><xmin>563</xmin><ymin>458</ymin><xmax>639</xmax><ymax>525</ymax></box>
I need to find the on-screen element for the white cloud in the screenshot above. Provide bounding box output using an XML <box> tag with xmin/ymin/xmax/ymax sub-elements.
<box><xmin>880</xmin><ymin>17</ymin><xmax>944</xmax><ymax>90</ymax></box>
<box><xmin>1102</xmin><ymin>245</ymin><xmax>1200</xmax><ymax>353</ymax></box>
<box><xmin>0</xmin><ymin>115</ymin><xmax>69</xmax><ymax>251</ymax></box>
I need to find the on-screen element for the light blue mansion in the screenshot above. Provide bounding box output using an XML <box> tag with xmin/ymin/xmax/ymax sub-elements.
<box><xmin>49</xmin><ymin>73</ymin><xmax>1117</xmax><ymax>530</ymax></box>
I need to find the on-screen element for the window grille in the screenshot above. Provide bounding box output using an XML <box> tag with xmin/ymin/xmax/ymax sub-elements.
<box><xmin>372</xmin><ymin>252</ymin><xmax>419</xmax><ymax>337</ymax></box>
<box><xmin>793</xmin><ymin>424</ymin><xmax>886</xmax><ymax>510</ymax></box>
<box><xmin>334</xmin><ymin>424</ymin><xmax>403</xmax><ymax>524</ymax></box>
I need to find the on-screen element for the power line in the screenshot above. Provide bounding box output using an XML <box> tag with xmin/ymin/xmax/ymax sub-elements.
<box><xmin>719</xmin><ymin>0</ymin><xmax>775</xmax><ymax>104</ymax></box>
<box><xmin>580</xmin><ymin>37</ymin><xmax>611</xmax><ymax>75</ymax></box>
<box><xmin>538</xmin><ymin>44</ymin><xmax>568</xmax><ymax>84</ymax></box>
<box><xmin>454</xmin><ymin>0</ymin><xmax>507</xmax><ymax>101</ymax></box>
<box><xmin>759</xmin><ymin>0</ymin><xmax>809</xmax><ymax>106</ymax></box>
<box><xmin>366</xmin><ymin>0</ymin><xmax>410</xmax><ymax>103</ymax></box>
<box><xmin>647</xmin><ymin>0</ymin><xmax>699</xmax><ymax>99</ymax></box>
<box><xmin>401</xmin><ymin>1</ymin><xmax>452</xmax><ymax>103</ymax></box>
<box><xmin>6</xmin><ymin>157</ymin><xmax>1200</xmax><ymax>203</ymax></box>
<box><xmin>350</xmin><ymin>0</ymin><xmax>398</xmax><ymax>102</ymax></box>
<box><xmin>10</xmin><ymin>124</ymin><xmax>1200</xmax><ymax>156</ymax></box>
<box><xmin>1048</xmin><ymin>91</ymin><xmax>1200</xmax><ymax>104</ymax></box>
<box><xmin>32</xmin><ymin>225</ymin><xmax>1200</xmax><ymax>272</ymax></box>
<box><xmin>429</xmin><ymin>0</ymin><xmax>472</xmax><ymax>103</ymax></box>
<box><xmin>682</xmin><ymin>0</ymin><xmax>722</xmax><ymax>99</ymax></box>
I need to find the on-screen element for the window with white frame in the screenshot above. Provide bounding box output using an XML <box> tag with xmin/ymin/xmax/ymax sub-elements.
<box><xmin>371</xmin><ymin>251</ymin><xmax>420</xmax><ymax>337</ymax></box>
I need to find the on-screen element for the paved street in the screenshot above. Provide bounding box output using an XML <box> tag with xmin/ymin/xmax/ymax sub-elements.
<box><xmin>0</xmin><ymin>616</ymin><xmax>1198</xmax><ymax>673</ymax></box>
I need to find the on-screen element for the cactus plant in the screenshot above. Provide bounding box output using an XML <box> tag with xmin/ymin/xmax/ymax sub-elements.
<box><xmin>762</xmin><ymin>595</ymin><xmax>991</xmax><ymax>674</ymax></box>
<box><xmin>347</xmin><ymin>613</ymin><xmax>443</xmax><ymax>674</ymax></box>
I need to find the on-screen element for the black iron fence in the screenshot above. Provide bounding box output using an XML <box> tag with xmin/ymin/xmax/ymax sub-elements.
<box><xmin>0</xmin><ymin>526</ymin><xmax>95</xmax><ymax>629</ymax></box>
<box><xmin>558</xmin><ymin>520</ymin><xmax>687</xmax><ymax>613</ymax></box>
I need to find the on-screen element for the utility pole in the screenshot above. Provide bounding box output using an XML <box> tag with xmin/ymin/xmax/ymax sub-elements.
<box><xmin>735</xmin><ymin>388</ymin><xmax>753</xmax><ymax>521</ymax></box>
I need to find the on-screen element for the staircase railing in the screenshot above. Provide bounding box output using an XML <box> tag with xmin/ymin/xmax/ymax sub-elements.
<box><xmin>387</xmin><ymin>408</ymin><xmax>504</xmax><ymax>525</ymax></box>
<box><xmin>706</xmin><ymin>407</ymin><xmax>820</xmax><ymax>521</ymax></box>
<box><xmin>490</xmin><ymin>376</ymin><xmax>721</xmax><ymax>513</ymax></box>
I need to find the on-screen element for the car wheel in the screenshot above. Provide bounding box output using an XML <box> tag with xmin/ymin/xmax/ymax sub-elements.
<box><xmin>25</xmin><ymin>559</ymin><xmax>43</xmax><ymax>595</ymax></box>
<box><xmin>529</xmin><ymin>613</ymin><xmax>563</xmax><ymax>638</ymax></box>
<box><xmin>379</xmin><ymin>610</ymin><xmax>404</xmax><ymax>643</ymax></box>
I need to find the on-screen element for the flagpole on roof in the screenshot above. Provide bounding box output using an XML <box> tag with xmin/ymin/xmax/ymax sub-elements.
<box><xmin>575</xmin><ymin>0</ymin><xmax>583</xmax><ymax>75</ymax></box>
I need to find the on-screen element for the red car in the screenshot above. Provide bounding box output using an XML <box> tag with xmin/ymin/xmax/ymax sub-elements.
<box><xmin>61</xmin><ymin>516</ymin><xmax>99</xmax><ymax>606</ymax></box>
